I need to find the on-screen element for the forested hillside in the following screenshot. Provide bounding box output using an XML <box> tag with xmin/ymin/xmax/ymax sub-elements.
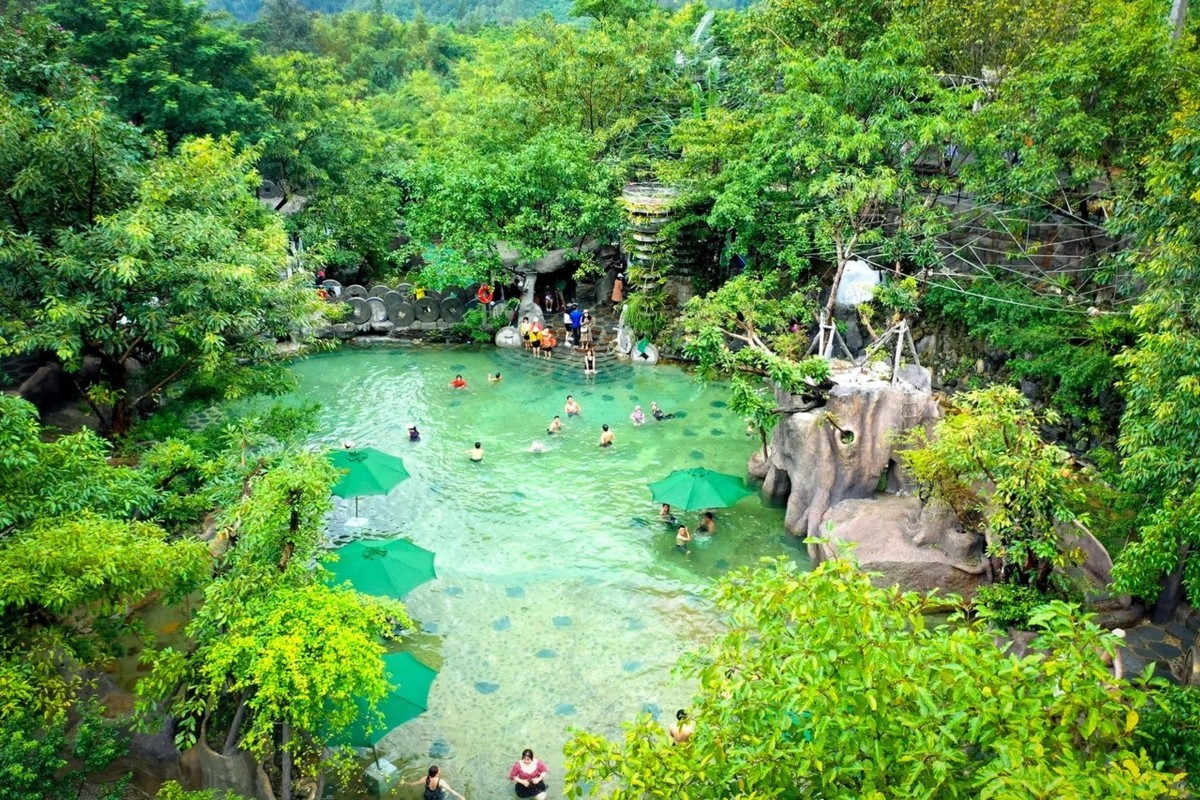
<box><xmin>6</xmin><ymin>0</ymin><xmax>1200</xmax><ymax>797</ymax></box>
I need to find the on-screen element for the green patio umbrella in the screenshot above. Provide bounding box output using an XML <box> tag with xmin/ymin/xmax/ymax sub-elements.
<box><xmin>340</xmin><ymin>652</ymin><xmax>438</xmax><ymax>747</ymax></box>
<box><xmin>328</xmin><ymin>447</ymin><xmax>410</xmax><ymax>517</ymax></box>
<box><xmin>328</xmin><ymin>538</ymin><xmax>437</xmax><ymax>598</ymax></box>
<box><xmin>647</xmin><ymin>467</ymin><xmax>753</xmax><ymax>512</ymax></box>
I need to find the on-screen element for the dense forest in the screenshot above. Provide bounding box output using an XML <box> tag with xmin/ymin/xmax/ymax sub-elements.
<box><xmin>4</xmin><ymin>0</ymin><xmax>1200</xmax><ymax>796</ymax></box>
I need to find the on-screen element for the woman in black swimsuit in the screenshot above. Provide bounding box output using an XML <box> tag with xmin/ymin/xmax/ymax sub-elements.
<box><xmin>408</xmin><ymin>765</ymin><xmax>465</xmax><ymax>800</ymax></box>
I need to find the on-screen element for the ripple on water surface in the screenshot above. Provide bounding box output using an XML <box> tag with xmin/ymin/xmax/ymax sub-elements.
<box><xmin>273</xmin><ymin>345</ymin><xmax>803</xmax><ymax>799</ymax></box>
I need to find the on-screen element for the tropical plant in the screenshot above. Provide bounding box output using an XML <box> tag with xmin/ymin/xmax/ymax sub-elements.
<box><xmin>902</xmin><ymin>386</ymin><xmax>1087</xmax><ymax>589</ymax></box>
<box><xmin>566</xmin><ymin>558</ymin><xmax>1178</xmax><ymax>799</ymax></box>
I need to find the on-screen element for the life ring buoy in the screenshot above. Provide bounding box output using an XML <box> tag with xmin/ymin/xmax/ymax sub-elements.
<box><xmin>477</xmin><ymin>284</ymin><xmax>494</xmax><ymax>304</ymax></box>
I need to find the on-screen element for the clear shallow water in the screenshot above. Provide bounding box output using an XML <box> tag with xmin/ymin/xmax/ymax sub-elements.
<box><xmin>284</xmin><ymin>344</ymin><xmax>806</xmax><ymax>798</ymax></box>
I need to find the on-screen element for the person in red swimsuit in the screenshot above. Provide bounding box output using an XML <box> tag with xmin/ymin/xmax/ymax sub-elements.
<box><xmin>450</xmin><ymin>374</ymin><xmax>467</xmax><ymax>388</ymax></box>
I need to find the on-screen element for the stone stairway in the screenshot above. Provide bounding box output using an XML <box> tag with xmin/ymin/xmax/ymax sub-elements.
<box><xmin>499</xmin><ymin>305</ymin><xmax>634</xmax><ymax>384</ymax></box>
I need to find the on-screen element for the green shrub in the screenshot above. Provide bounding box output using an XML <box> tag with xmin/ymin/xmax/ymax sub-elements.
<box><xmin>1137</xmin><ymin>684</ymin><xmax>1200</xmax><ymax>785</ymax></box>
<box><xmin>449</xmin><ymin>307</ymin><xmax>493</xmax><ymax>344</ymax></box>
<box><xmin>973</xmin><ymin>583</ymin><xmax>1056</xmax><ymax>630</ymax></box>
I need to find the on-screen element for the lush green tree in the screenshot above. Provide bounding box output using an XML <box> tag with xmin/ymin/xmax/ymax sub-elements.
<box><xmin>902</xmin><ymin>386</ymin><xmax>1087</xmax><ymax>590</ymax></box>
<box><xmin>677</xmin><ymin>273</ymin><xmax>829</xmax><ymax>457</ymax></box>
<box><xmin>245</xmin><ymin>0</ymin><xmax>317</xmax><ymax>55</ymax></box>
<box><xmin>0</xmin><ymin>701</ymin><xmax>131</xmax><ymax>800</ymax></box>
<box><xmin>1112</xmin><ymin>94</ymin><xmax>1200</xmax><ymax>605</ymax></box>
<box><xmin>665</xmin><ymin>27</ymin><xmax>958</xmax><ymax>313</ymax></box>
<box><xmin>0</xmin><ymin>16</ymin><xmax>146</xmax><ymax>240</ymax></box>
<box><xmin>566</xmin><ymin>558</ymin><xmax>1180</xmax><ymax>799</ymax></box>
<box><xmin>47</xmin><ymin>0</ymin><xmax>267</xmax><ymax>144</ymax></box>
<box><xmin>0</xmin><ymin>137</ymin><xmax>325</xmax><ymax>436</ymax></box>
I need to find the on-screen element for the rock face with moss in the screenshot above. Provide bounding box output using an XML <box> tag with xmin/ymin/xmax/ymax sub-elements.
<box><xmin>751</xmin><ymin>365</ymin><xmax>941</xmax><ymax>562</ymax></box>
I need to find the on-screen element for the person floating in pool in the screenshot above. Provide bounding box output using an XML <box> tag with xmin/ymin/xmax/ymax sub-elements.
<box><xmin>407</xmin><ymin>765</ymin><xmax>466</xmax><ymax>800</ymax></box>
<box><xmin>468</xmin><ymin>441</ymin><xmax>484</xmax><ymax>462</ymax></box>
<box><xmin>450</xmin><ymin>374</ymin><xmax>467</xmax><ymax>389</ymax></box>
<box><xmin>651</xmin><ymin>402</ymin><xmax>675</xmax><ymax>421</ymax></box>
<box><xmin>697</xmin><ymin>511</ymin><xmax>716</xmax><ymax>535</ymax></box>
<box><xmin>547</xmin><ymin>415</ymin><xmax>562</xmax><ymax>435</ymax></box>
<box><xmin>630</xmin><ymin>405</ymin><xmax>645</xmax><ymax>426</ymax></box>
<box><xmin>408</xmin><ymin>424</ymin><xmax>421</xmax><ymax>442</ymax></box>
<box><xmin>675</xmin><ymin>524</ymin><xmax>692</xmax><ymax>554</ymax></box>
<box><xmin>669</xmin><ymin>709</ymin><xmax>696</xmax><ymax>744</ymax></box>
<box><xmin>565</xmin><ymin>395</ymin><xmax>581</xmax><ymax>416</ymax></box>
<box><xmin>599</xmin><ymin>424</ymin><xmax>614</xmax><ymax>448</ymax></box>
<box><xmin>660</xmin><ymin>503</ymin><xmax>677</xmax><ymax>526</ymax></box>
<box><xmin>509</xmin><ymin>749</ymin><xmax>548</xmax><ymax>800</ymax></box>
<box><xmin>489</xmin><ymin>372</ymin><xmax>502</xmax><ymax>383</ymax></box>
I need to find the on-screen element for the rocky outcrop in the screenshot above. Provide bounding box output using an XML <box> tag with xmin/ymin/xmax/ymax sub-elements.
<box><xmin>817</xmin><ymin>495</ymin><xmax>989</xmax><ymax>598</ymax></box>
<box><xmin>757</xmin><ymin>365</ymin><xmax>941</xmax><ymax>561</ymax></box>
<box><xmin>18</xmin><ymin>363</ymin><xmax>68</xmax><ymax>412</ymax></box>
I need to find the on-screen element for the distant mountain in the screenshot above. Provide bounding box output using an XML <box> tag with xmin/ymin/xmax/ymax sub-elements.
<box><xmin>206</xmin><ymin>0</ymin><xmax>574</xmax><ymax>23</ymax></box>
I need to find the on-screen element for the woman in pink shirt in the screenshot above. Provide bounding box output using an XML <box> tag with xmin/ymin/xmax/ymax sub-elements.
<box><xmin>508</xmin><ymin>748</ymin><xmax>548</xmax><ymax>800</ymax></box>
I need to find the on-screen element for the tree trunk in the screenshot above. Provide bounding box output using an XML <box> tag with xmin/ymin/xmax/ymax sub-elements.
<box><xmin>98</xmin><ymin>354</ymin><xmax>133</xmax><ymax>437</ymax></box>
<box><xmin>223</xmin><ymin>696</ymin><xmax>248</xmax><ymax>756</ymax></box>
<box><xmin>1151</xmin><ymin>544</ymin><xmax>1191</xmax><ymax>624</ymax></box>
<box><xmin>281</xmin><ymin>721</ymin><xmax>292</xmax><ymax>800</ymax></box>
<box><xmin>759</xmin><ymin>427</ymin><xmax>769</xmax><ymax>461</ymax></box>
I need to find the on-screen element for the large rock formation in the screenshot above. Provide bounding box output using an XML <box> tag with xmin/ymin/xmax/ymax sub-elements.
<box><xmin>753</xmin><ymin>364</ymin><xmax>941</xmax><ymax>561</ymax></box>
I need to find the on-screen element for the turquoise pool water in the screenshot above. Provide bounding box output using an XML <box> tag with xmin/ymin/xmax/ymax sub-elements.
<box><xmin>286</xmin><ymin>344</ymin><xmax>805</xmax><ymax>798</ymax></box>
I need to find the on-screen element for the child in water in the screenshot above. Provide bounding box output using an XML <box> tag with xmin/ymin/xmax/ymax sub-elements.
<box><xmin>630</xmin><ymin>405</ymin><xmax>645</xmax><ymax>426</ymax></box>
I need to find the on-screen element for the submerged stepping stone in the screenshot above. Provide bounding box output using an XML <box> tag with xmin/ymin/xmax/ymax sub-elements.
<box><xmin>602</xmin><ymin>394</ymin><xmax>615</xmax><ymax>401</ymax></box>
<box><xmin>714</xmin><ymin>559</ymin><xmax>730</xmax><ymax>571</ymax></box>
<box><xmin>505</xmin><ymin>586</ymin><xmax>526</xmax><ymax>598</ymax></box>
<box><xmin>474</xmin><ymin>681</ymin><xmax>500</xmax><ymax>695</ymax></box>
<box><xmin>444</xmin><ymin>587</ymin><xmax>465</xmax><ymax>597</ymax></box>
<box><xmin>451</xmin><ymin>364</ymin><xmax>466</xmax><ymax>371</ymax></box>
<box><xmin>511</xmin><ymin>490</ymin><xmax>527</xmax><ymax>501</ymax></box>
<box><xmin>448</xmin><ymin>400</ymin><xmax>462</xmax><ymax>408</ymax></box>
<box><xmin>492</xmin><ymin>616</ymin><xmax>512</xmax><ymax>631</ymax></box>
<box><xmin>553</xmin><ymin>615</ymin><xmax>573</xmax><ymax>628</ymax></box>
<box><xmin>674</xmin><ymin>411</ymin><xmax>688</xmax><ymax>419</ymax></box>
<box><xmin>622</xmin><ymin>661</ymin><xmax>642</xmax><ymax>673</ymax></box>
<box><xmin>624</xmin><ymin>382</ymin><xmax>635</xmax><ymax>390</ymax></box>
<box><xmin>710</xmin><ymin>428</ymin><xmax>726</xmax><ymax>436</ymax></box>
<box><xmin>710</xmin><ymin>400</ymin><xmax>727</xmax><ymax>408</ymax></box>
<box><xmin>535</xmin><ymin>649</ymin><xmax>558</xmax><ymax>659</ymax></box>
<box><xmin>689</xmin><ymin>450</ymin><xmax>705</xmax><ymax>461</ymax></box>
<box><xmin>429</xmin><ymin>740</ymin><xmax>453</xmax><ymax>759</ymax></box>
<box><xmin>422</xmin><ymin>621</ymin><xmax>440</xmax><ymax>634</ymax></box>
<box><xmin>629</xmin><ymin>395</ymin><xmax>640</xmax><ymax>402</ymax></box>
<box><xmin>583</xmin><ymin>575</ymin><xmax>602</xmax><ymax>587</ymax></box>
<box><xmin>627</xmin><ymin>618</ymin><xmax>646</xmax><ymax>631</ymax></box>
<box><xmin>682</xmin><ymin>429</ymin><xmax>698</xmax><ymax>438</ymax></box>
<box><xmin>709</xmin><ymin>411</ymin><xmax>723</xmax><ymax>419</ymax></box>
<box><xmin>555</xmin><ymin>703</ymin><xmax>577</xmax><ymax>717</ymax></box>
<box><xmin>642</xmin><ymin>703</ymin><xmax>662</xmax><ymax>720</ymax></box>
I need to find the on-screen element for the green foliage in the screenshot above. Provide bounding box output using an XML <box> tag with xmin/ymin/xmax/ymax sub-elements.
<box><xmin>973</xmin><ymin>583</ymin><xmax>1057</xmax><ymax>630</ymax></box>
<box><xmin>156</xmin><ymin>781</ymin><xmax>246</xmax><ymax>800</ymax></box>
<box><xmin>566</xmin><ymin>558</ymin><xmax>1179</xmax><ymax>799</ymax></box>
<box><xmin>0</xmin><ymin>701</ymin><xmax>129</xmax><ymax>800</ymax></box>
<box><xmin>1</xmin><ymin>136</ymin><xmax>326</xmax><ymax>436</ymax></box>
<box><xmin>1111</xmin><ymin>93</ymin><xmax>1200</xmax><ymax>604</ymax></box>
<box><xmin>448</xmin><ymin>306</ymin><xmax>493</xmax><ymax>343</ymax></box>
<box><xmin>47</xmin><ymin>0</ymin><xmax>267</xmax><ymax>144</ymax></box>
<box><xmin>923</xmin><ymin>277</ymin><xmax>1131</xmax><ymax>433</ymax></box>
<box><xmin>902</xmin><ymin>386</ymin><xmax>1086</xmax><ymax>589</ymax></box>
<box><xmin>1137</xmin><ymin>685</ymin><xmax>1200</xmax><ymax>785</ymax></box>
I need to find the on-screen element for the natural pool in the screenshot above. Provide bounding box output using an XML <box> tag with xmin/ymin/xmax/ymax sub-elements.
<box><xmin>288</xmin><ymin>344</ymin><xmax>806</xmax><ymax>798</ymax></box>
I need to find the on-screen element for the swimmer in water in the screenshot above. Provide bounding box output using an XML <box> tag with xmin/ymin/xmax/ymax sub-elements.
<box><xmin>660</xmin><ymin>503</ymin><xmax>677</xmax><ymax>526</ymax></box>
<box><xmin>675</xmin><ymin>525</ymin><xmax>692</xmax><ymax>554</ymax></box>
<box><xmin>547</xmin><ymin>415</ymin><xmax>562</xmax><ymax>435</ymax></box>
<box><xmin>599</xmin><ymin>424</ymin><xmax>614</xmax><ymax>448</ymax></box>
<box><xmin>529</xmin><ymin>440</ymin><xmax>546</xmax><ymax>453</ymax></box>
<box><xmin>565</xmin><ymin>395</ymin><xmax>581</xmax><ymax>416</ymax></box>
<box><xmin>489</xmin><ymin>372</ymin><xmax>502</xmax><ymax>383</ymax></box>
<box><xmin>450</xmin><ymin>374</ymin><xmax>467</xmax><ymax>389</ymax></box>
<box><xmin>468</xmin><ymin>441</ymin><xmax>484</xmax><ymax>462</ymax></box>
<box><xmin>697</xmin><ymin>511</ymin><xmax>716</xmax><ymax>535</ymax></box>
<box><xmin>651</xmin><ymin>402</ymin><xmax>675</xmax><ymax>421</ymax></box>
<box><xmin>630</xmin><ymin>405</ymin><xmax>645</xmax><ymax>426</ymax></box>
<box><xmin>408</xmin><ymin>424</ymin><xmax>421</xmax><ymax>442</ymax></box>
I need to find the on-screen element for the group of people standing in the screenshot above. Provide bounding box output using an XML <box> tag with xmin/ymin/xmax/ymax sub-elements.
<box><xmin>517</xmin><ymin>305</ymin><xmax>599</xmax><ymax>374</ymax></box>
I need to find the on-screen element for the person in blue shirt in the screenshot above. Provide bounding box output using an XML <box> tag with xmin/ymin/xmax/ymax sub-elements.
<box><xmin>568</xmin><ymin>305</ymin><xmax>583</xmax><ymax>347</ymax></box>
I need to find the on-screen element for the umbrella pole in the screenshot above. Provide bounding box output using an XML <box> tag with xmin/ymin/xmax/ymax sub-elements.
<box><xmin>355</xmin><ymin>496</ymin><xmax>360</xmax><ymax>517</ymax></box>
